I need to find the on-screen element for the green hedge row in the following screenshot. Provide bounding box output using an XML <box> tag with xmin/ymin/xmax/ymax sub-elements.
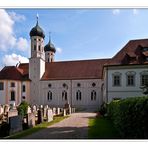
<box><xmin>108</xmin><ymin>96</ymin><xmax>148</xmax><ymax>139</ymax></box>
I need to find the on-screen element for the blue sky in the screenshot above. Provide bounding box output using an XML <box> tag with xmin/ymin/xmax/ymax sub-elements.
<box><xmin>0</xmin><ymin>8</ymin><xmax>148</xmax><ymax>68</ymax></box>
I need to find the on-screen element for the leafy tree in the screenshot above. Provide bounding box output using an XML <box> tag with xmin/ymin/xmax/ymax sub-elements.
<box><xmin>17</xmin><ymin>101</ymin><xmax>29</xmax><ymax>117</ymax></box>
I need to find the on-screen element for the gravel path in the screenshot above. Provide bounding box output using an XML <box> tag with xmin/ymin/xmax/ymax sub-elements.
<box><xmin>22</xmin><ymin>112</ymin><xmax>96</xmax><ymax>139</ymax></box>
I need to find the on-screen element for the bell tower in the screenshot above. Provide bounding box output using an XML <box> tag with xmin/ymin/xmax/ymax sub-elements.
<box><xmin>29</xmin><ymin>15</ymin><xmax>45</xmax><ymax>104</ymax></box>
<box><xmin>30</xmin><ymin>15</ymin><xmax>45</xmax><ymax>60</ymax></box>
<box><xmin>44</xmin><ymin>33</ymin><xmax>56</xmax><ymax>63</ymax></box>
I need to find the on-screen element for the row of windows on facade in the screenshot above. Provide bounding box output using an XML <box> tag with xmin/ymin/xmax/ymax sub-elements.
<box><xmin>0</xmin><ymin>83</ymin><xmax>26</xmax><ymax>91</ymax></box>
<box><xmin>47</xmin><ymin>90</ymin><xmax>97</xmax><ymax>101</ymax></box>
<box><xmin>113</xmin><ymin>73</ymin><xmax>148</xmax><ymax>86</ymax></box>
<box><xmin>7</xmin><ymin>90</ymin><xmax>97</xmax><ymax>102</ymax></box>
<box><xmin>48</xmin><ymin>82</ymin><xmax>96</xmax><ymax>88</ymax></box>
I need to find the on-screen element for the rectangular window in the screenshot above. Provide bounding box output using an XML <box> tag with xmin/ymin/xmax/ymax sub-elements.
<box><xmin>11</xmin><ymin>91</ymin><xmax>15</xmax><ymax>101</ymax></box>
<box><xmin>38</xmin><ymin>45</ymin><xmax>41</xmax><ymax>51</ymax></box>
<box><xmin>141</xmin><ymin>75</ymin><xmax>148</xmax><ymax>86</ymax></box>
<box><xmin>0</xmin><ymin>82</ymin><xmax>4</xmax><ymax>90</ymax></box>
<box><xmin>22</xmin><ymin>85</ymin><xmax>26</xmax><ymax>92</ymax></box>
<box><xmin>11</xmin><ymin>82</ymin><xmax>15</xmax><ymax>87</ymax></box>
<box><xmin>127</xmin><ymin>75</ymin><xmax>135</xmax><ymax>86</ymax></box>
<box><xmin>34</xmin><ymin>45</ymin><xmax>36</xmax><ymax>50</ymax></box>
<box><xmin>113</xmin><ymin>75</ymin><xmax>121</xmax><ymax>86</ymax></box>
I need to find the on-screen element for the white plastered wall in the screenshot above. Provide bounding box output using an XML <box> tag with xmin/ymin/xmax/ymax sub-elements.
<box><xmin>106</xmin><ymin>65</ymin><xmax>148</xmax><ymax>102</ymax></box>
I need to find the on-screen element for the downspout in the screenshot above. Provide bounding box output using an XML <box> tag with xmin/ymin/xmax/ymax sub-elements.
<box><xmin>106</xmin><ymin>67</ymin><xmax>108</xmax><ymax>103</ymax></box>
<box><xmin>70</xmin><ymin>79</ymin><xmax>72</xmax><ymax>108</ymax></box>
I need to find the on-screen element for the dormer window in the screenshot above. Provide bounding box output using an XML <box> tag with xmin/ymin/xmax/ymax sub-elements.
<box><xmin>143</xmin><ymin>47</ymin><xmax>148</xmax><ymax>51</ymax></box>
<box><xmin>145</xmin><ymin>57</ymin><xmax>148</xmax><ymax>61</ymax></box>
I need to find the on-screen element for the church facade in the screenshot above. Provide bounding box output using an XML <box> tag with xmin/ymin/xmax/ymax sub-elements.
<box><xmin>0</xmin><ymin>19</ymin><xmax>148</xmax><ymax>110</ymax></box>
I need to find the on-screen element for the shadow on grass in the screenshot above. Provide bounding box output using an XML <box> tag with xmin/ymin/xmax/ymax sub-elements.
<box><xmin>88</xmin><ymin>116</ymin><xmax>121</xmax><ymax>139</ymax></box>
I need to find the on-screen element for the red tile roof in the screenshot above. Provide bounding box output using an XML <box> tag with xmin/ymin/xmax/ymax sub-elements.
<box><xmin>105</xmin><ymin>38</ymin><xmax>148</xmax><ymax>66</ymax></box>
<box><xmin>0</xmin><ymin>38</ymin><xmax>148</xmax><ymax>81</ymax></box>
<box><xmin>41</xmin><ymin>59</ymin><xmax>110</xmax><ymax>80</ymax></box>
<box><xmin>0</xmin><ymin>64</ymin><xmax>30</xmax><ymax>81</ymax></box>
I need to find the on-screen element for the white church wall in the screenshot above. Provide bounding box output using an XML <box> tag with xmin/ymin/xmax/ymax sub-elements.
<box><xmin>106</xmin><ymin>65</ymin><xmax>148</xmax><ymax>102</ymax></box>
<box><xmin>39</xmin><ymin>79</ymin><xmax>103</xmax><ymax>110</ymax></box>
<box><xmin>0</xmin><ymin>80</ymin><xmax>6</xmax><ymax>105</ymax></box>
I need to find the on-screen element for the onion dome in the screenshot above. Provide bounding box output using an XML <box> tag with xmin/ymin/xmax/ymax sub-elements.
<box><xmin>30</xmin><ymin>15</ymin><xmax>45</xmax><ymax>38</ymax></box>
<box><xmin>44</xmin><ymin>34</ymin><xmax>56</xmax><ymax>53</ymax></box>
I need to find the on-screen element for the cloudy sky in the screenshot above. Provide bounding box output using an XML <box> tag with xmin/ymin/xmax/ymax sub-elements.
<box><xmin>0</xmin><ymin>8</ymin><xmax>148</xmax><ymax>68</ymax></box>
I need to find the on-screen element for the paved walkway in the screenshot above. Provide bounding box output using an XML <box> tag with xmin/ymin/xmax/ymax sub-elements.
<box><xmin>22</xmin><ymin>112</ymin><xmax>96</xmax><ymax>139</ymax></box>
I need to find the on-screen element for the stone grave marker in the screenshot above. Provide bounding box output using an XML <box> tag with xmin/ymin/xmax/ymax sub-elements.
<box><xmin>27</xmin><ymin>106</ymin><xmax>32</xmax><ymax>114</ymax></box>
<box><xmin>4</xmin><ymin>105</ymin><xmax>9</xmax><ymax>114</ymax></box>
<box><xmin>7</xmin><ymin>109</ymin><xmax>18</xmax><ymax>118</ymax></box>
<box><xmin>43</xmin><ymin>106</ymin><xmax>48</xmax><ymax>119</ymax></box>
<box><xmin>9</xmin><ymin>115</ymin><xmax>23</xmax><ymax>135</ymax></box>
<box><xmin>0</xmin><ymin>105</ymin><xmax>4</xmax><ymax>115</ymax></box>
<box><xmin>47</xmin><ymin>109</ymin><xmax>53</xmax><ymax>122</ymax></box>
<box><xmin>63</xmin><ymin>109</ymin><xmax>66</xmax><ymax>116</ymax></box>
<box><xmin>37</xmin><ymin>109</ymin><xmax>43</xmax><ymax>124</ymax></box>
<box><xmin>57</xmin><ymin>108</ymin><xmax>60</xmax><ymax>115</ymax></box>
<box><xmin>52</xmin><ymin>107</ymin><xmax>56</xmax><ymax>116</ymax></box>
<box><xmin>27</xmin><ymin>113</ymin><xmax>36</xmax><ymax>128</ymax></box>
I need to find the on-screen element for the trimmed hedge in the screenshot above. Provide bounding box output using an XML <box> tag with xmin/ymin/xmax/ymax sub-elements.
<box><xmin>108</xmin><ymin>96</ymin><xmax>148</xmax><ymax>139</ymax></box>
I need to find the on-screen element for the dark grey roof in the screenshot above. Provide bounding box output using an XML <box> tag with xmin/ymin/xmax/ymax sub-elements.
<box><xmin>30</xmin><ymin>21</ymin><xmax>45</xmax><ymax>38</ymax></box>
<box><xmin>44</xmin><ymin>40</ymin><xmax>56</xmax><ymax>53</ymax></box>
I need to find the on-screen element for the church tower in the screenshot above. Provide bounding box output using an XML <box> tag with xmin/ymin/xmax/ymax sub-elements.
<box><xmin>29</xmin><ymin>15</ymin><xmax>45</xmax><ymax>80</ymax></box>
<box><xmin>29</xmin><ymin>15</ymin><xmax>45</xmax><ymax>104</ymax></box>
<box><xmin>44</xmin><ymin>34</ymin><xmax>56</xmax><ymax>62</ymax></box>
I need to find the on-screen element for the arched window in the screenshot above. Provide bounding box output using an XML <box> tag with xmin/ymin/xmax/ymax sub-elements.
<box><xmin>91</xmin><ymin>90</ymin><xmax>96</xmax><ymax>101</ymax></box>
<box><xmin>47</xmin><ymin>91</ymin><xmax>52</xmax><ymax>101</ymax></box>
<box><xmin>76</xmin><ymin>90</ymin><xmax>81</xmax><ymax>101</ymax></box>
<box><xmin>62</xmin><ymin>91</ymin><xmax>67</xmax><ymax>101</ymax></box>
<box><xmin>11</xmin><ymin>91</ymin><xmax>15</xmax><ymax>101</ymax></box>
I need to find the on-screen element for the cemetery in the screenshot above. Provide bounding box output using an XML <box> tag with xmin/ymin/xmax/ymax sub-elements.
<box><xmin>0</xmin><ymin>101</ymin><xmax>75</xmax><ymax>138</ymax></box>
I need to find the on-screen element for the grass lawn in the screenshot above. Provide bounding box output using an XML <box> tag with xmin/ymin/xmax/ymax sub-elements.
<box><xmin>88</xmin><ymin>116</ymin><xmax>120</xmax><ymax>139</ymax></box>
<box><xmin>4</xmin><ymin>116</ymin><xmax>69</xmax><ymax>139</ymax></box>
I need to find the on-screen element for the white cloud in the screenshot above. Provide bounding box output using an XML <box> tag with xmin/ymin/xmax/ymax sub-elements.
<box><xmin>16</xmin><ymin>37</ymin><xmax>30</xmax><ymax>51</ymax></box>
<box><xmin>3</xmin><ymin>53</ymin><xmax>29</xmax><ymax>66</ymax></box>
<box><xmin>112</xmin><ymin>9</ymin><xmax>120</xmax><ymax>15</ymax></box>
<box><xmin>0</xmin><ymin>9</ymin><xmax>29</xmax><ymax>52</ymax></box>
<box><xmin>56</xmin><ymin>47</ymin><xmax>62</xmax><ymax>53</ymax></box>
<box><xmin>133</xmin><ymin>9</ymin><xmax>139</xmax><ymax>15</ymax></box>
<box><xmin>0</xmin><ymin>9</ymin><xmax>16</xmax><ymax>51</ymax></box>
<box><xmin>9</xmin><ymin>11</ymin><xmax>26</xmax><ymax>22</ymax></box>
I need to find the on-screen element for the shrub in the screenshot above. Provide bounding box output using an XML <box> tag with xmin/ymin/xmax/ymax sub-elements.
<box><xmin>99</xmin><ymin>102</ymin><xmax>108</xmax><ymax>116</ymax></box>
<box><xmin>17</xmin><ymin>101</ymin><xmax>29</xmax><ymax>117</ymax></box>
<box><xmin>108</xmin><ymin>96</ymin><xmax>148</xmax><ymax>139</ymax></box>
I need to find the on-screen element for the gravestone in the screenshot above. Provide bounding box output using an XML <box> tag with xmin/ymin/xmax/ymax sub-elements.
<box><xmin>4</xmin><ymin>105</ymin><xmax>9</xmax><ymax>114</ymax></box>
<box><xmin>47</xmin><ymin>109</ymin><xmax>53</xmax><ymax>122</ymax></box>
<box><xmin>63</xmin><ymin>109</ymin><xmax>66</xmax><ymax>116</ymax></box>
<box><xmin>33</xmin><ymin>105</ymin><xmax>37</xmax><ymax>112</ymax></box>
<box><xmin>7</xmin><ymin>109</ymin><xmax>18</xmax><ymax>118</ymax></box>
<box><xmin>9</xmin><ymin>115</ymin><xmax>23</xmax><ymax>135</ymax></box>
<box><xmin>52</xmin><ymin>107</ymin><xmax>56</xmax><ymax>116</ymax></box>
<box><xmin>57</xmin><ymin>108</ymin><xmax>60</xmax><ymax>115</ymax></box>
<box><xmin>37</xmin><ymin>109</ymin><xmax>43</xmax><ymax>124</ymax></box>
<box><xmin>43</xmin><ymin>106</ymin><xmax>48</xmax><ymax>119</ymax></box>
<box><xmin>69</xmin><ymin>107</ymin><xmax>71</xmax><ymax>114</ymax></box>
<box><xmin>27</xmin><ymin>113</ymin><xmax>35</xmax><ymax>128</ymax></box>
<box><xmin>27</xmin><ymin>106</ymin><xmax>32</xmax><ymax>114</ymax></box>
<box><xmin>0</xmin><ymin>105</ymin><xmax>4</xmax><ymax>115</ymax></box>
